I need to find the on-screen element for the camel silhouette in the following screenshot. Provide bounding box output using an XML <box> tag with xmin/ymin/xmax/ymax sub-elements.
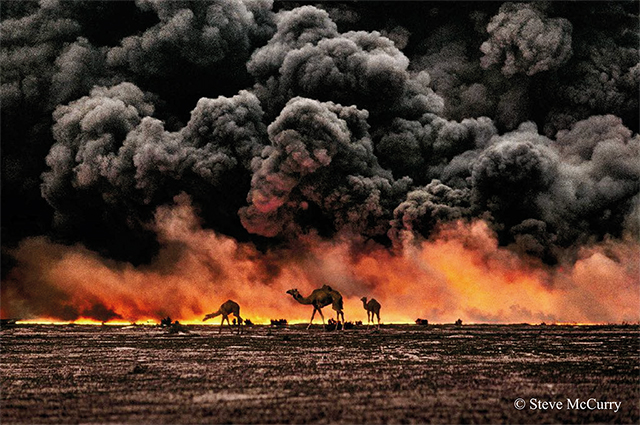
<box><xmin>287</xmin><ymin>285</ymin><xmax>345</xmax><ymax>330</ymax></box>
<box><xmin>203</xmin><ymin>300</ymin><xmax>243</xmax><ymax>334</ymax></box>
<box><xmin>361</xmin><ymin>297</ymin><xmax>381</xmax><ymax>328</ymax></box>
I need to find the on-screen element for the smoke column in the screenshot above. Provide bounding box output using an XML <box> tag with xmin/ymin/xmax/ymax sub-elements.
<box><xmin>2</xmin><ymin>1</ymin><xmax>638</xmax><ymax>323</ymax></box>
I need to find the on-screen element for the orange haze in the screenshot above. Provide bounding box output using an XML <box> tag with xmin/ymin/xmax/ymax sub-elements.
<box><xmin>2</xmin><ymin>196</ymin><xmax>639</xmax><ymax>324</ymax></box>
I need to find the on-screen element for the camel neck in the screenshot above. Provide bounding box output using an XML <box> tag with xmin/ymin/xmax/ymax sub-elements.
<box><xmin>292</xmin><ymin>293</ymin><xmax>314</xmax><ymax>305</ymax></box>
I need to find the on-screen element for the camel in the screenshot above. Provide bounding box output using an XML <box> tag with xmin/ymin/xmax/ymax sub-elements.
<box><xmin>287</xmin><ymin>285</ymin><xmax>345</xmax><ymax>330</ymax></box>
<box><xmin>361</xmin><ymin>297</ymin><xmax>381</xmax><ymax>328</ymax></box>
<box><xmin>203</xmin><ymin>300</ymin><xmax>243</xmax><ymax>334</ymax></box>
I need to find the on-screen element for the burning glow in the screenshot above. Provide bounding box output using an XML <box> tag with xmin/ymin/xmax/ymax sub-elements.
<box><xmin>15</xmin><ymin>318</ymin><xmax>147</xmax><ymax>326</ymax></box>
<box><xmin>2</xmin><ymin>197</ymin><xmax>639</xmax><ymax>325</ymax></box>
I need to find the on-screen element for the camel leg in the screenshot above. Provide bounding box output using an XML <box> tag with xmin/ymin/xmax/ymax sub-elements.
<box><xmin>221</xmin><ymin>315</ymin><xmax>229</xmax><ymax>333</ymax></box>
<box><xmin>340</xmin><ymin>311</ymin><xmax>345</xmax><ymax>330</ymax></box>
<box><xmin>317</xmin><ymin>308</ymin><xmax>325</xmax><ymax>325</ymax></box>
<box><xmin>307</xmin><ymin>308</ymin><xmax>317</xmax><ymax>330</ymax></box>
<box><xmin>377</xmin><ymin>312</ymin><xmax>381</xmax><ymax>329</ymax></box>
<box><xmin>237</xmin><ymin>315</ymin><xmax>243</xmax><ymax>335</ymax></box>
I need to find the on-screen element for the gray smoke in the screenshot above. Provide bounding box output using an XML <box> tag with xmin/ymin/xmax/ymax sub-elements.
<box><xmin>0</xmin><ymin>1</ymin><xmax>637</xmax><ymax>271</ymax></box>
<box><xmin>480</xmin><ymin>2</ymin><xmax>573</xmax><ymax>77</ymax></box>
<box><xmin>389</xmin><ymin>180</ymin><xmax>472</xmax><ymax>243</ymax></box>
<box><xmin>42</xmin><ymin>82</ymin><xmax>267</xmax><ymax>244</ymax></box>
<box><xmin>239</xmin><ymin>96</ymin><xmax>411</xmax><ymax>238</ymax></box>
<box><xmin>247</xmin><ymin>6</ymin><xmax>442</xmax><ymax>122</ymax></box>
<box><xmin>107</xmin><ymin>0</ymin><xmax>275</xmax><ymax>79</ymax></box>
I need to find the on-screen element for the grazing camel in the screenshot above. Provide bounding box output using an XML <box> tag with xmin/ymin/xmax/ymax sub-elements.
<box><xmin>361</xmin><ymin>297</ymin><xmax>381</xmax><ymax>328</ymax></box>
<box><xmin>287</xmin><ymin>285</ymin><xmax>345</xmax><ymax>329</ymax></box>
<box><xmin>203</xmin><ymin>300</ymin><xmax>243</xmax><ymax>334</ymax></box>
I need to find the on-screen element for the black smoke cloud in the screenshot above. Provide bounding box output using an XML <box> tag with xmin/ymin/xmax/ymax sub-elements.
<box><xmin>41</xmin><ymin>83</ymin><xmax>267</xmax><ymax>257</ymax></box>
<box><xmin>106</xmin><ymin>0</ymin><xmax>275</xmax><ymax>108</ymax></box>
<box><xmin>479</xmin><ymin>2</ymin><xmax>573</xmax><ymax>77</ymax></box>
<box><xmin>247</xmin><ymin>6</ymin><xmax>443</xmax><ymax>122</ymax></box>
<box><xmin>1</xmin><ymin>0</ymin><xmax>638</xmax><ymax>288</ymax></box>
<box><xmin>239</xmin><ymin>96</ymin><xmax>411</xmax><ymax>238</ymax></box>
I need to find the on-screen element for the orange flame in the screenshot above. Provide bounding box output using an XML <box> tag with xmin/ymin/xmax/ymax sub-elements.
<box><xmin>2</xmin><ymin>197</ymin><xmax>639</xmax><ymax>325</ymax></box>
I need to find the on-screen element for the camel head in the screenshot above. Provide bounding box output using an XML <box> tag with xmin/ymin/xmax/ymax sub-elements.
<box><xmin>361</xmin><ymin>297</ymin><xmax>367</xmax><ymax>303</ymax></box>
<box><xmin>286</xmin><ymin>289</ymin><xmax>299</xmax><ymax>297</ymax></box>
<box><xmin>203</xmin><ymin>312</ymin><xmax>219</xmax><ymax>322</ymax></box>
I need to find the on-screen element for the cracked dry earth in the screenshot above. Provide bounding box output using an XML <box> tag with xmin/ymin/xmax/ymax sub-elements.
<box><xmin>1</xmin><ymin>324</ymin><xmax>638</xmax><ymax>424</ymax></box>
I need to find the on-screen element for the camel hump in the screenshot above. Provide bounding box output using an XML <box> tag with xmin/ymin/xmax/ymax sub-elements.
<box><xmin>322</xmin><ymin>284</ymin><xmax>333</xmax><ymax>292</ymax></box>
<box><xmin>221</xmin><ymin>300</ymin><xmax>240</xmax><ymax>311</ymax></box>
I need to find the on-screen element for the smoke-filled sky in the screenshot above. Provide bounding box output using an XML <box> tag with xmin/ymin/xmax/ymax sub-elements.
<box><xmin>2</xmin><ymin>0</ymin><xmax>639</xmax><ymax>324</ymax></box>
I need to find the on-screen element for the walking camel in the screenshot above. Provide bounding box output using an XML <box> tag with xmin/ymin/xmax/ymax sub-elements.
<box><xmin>361</xmin><ymin>297</ymin><xmax>381</xmax><ymax>328</ymax></box>
<box><xmin>203</xmin><ymin>300</ymin><xmax>243</xmax><ymax>334</ymax></box>
<box><xmin>287</xmin><ymin>285</ymin><xmax>345</xmax><ymax>329</ymax></box>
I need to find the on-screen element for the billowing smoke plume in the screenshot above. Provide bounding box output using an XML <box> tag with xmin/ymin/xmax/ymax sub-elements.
<box><xmin>480</xmin><ymin>3</ymin><xmax>573</xmax><ymax>77</ymax></box>
<box><xmin>41</xmin><ymin>83</ymin><xmax>268</xmax><ymax>257</ymax></box>
<box><xmin>239</xmin><ymin>97</ymin><xmax>411</xmax><ymax>238</ymax></box>
<box><xmin>247</xmin><ymin>6</ymin><xmax>443</xmax><ymax>122</ymax></box>
<box><xmin>1</xmin><ymin>1</ymin><xmax>638</xmax><ymax>323</ymax></box>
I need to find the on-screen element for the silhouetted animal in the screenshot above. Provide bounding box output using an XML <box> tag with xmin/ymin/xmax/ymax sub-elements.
<box><xmin>361</xmin><ymin>297</ymin><xmax>381</xmax><ymax>328</ymax></box>
<box><xmin>287</xmin><ymin>285</ymin><xmax>344</xmax><ymax>329</ymax></box>
<box><xmin>203</xmin><ymin>300</ymin><xmax>243</xmax><ymax>334</ymax></box>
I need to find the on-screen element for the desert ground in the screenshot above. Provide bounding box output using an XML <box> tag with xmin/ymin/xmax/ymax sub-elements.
<box><xmin>1</xmin><ymin>324</ymin><xmax>638</xmax><ymax>424</ymax></box>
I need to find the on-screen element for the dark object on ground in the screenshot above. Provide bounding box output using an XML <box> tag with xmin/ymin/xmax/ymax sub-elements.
<box><xmin>244</xmin><ymin>319</ymin><xmax>254</xmax><ymax>326</ymax></box>
<box><xmin>0</xmin><ymin>319</ymin><xmax>18</xmax><ymax>329</ymax></box>
<box><xmin>160</xmin><ymin>316</ymin><xmax>172</xmax><ymax>327</ymax></box>
<box><xmin>325</xmin><ymin>318</ymin><xmax>346</xmax><ymax>331</ymax></box>
<box><xmin>130</xmin><ymin>364</ymin><xmax>147</xmax><ymax>374</ymax></box>
<box><xmin>324</xmin><ymin>322</ymin><xmax>337</xmax><ymax>331</ymax></box>
<box><xmin>455</xmin><ymin>319</ymin><xmax>463</xmax><ymax>326</ymax></box>
<box><xmin>270</xmin><ymin>319</ymin><xmax>287</xmax><ymax>327</ymax></box>
<box><xmin>343</xmin><ymin>321</ymin><xmax>355</xmax><ymax>330</ymax></box>
<box><xmin>355</xmin><ymin>321</ymin><xmax>363</xmax><ymax>326</ymax></box>
<box><xmin>167</xmin><ymin>321</ymin><xmax>189</xmax><ymax>334</ymax></box>
<box><xmin>416</xmin><ymin>318</ymin><xmax>429</xmax><ymax>326</ymax></box>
